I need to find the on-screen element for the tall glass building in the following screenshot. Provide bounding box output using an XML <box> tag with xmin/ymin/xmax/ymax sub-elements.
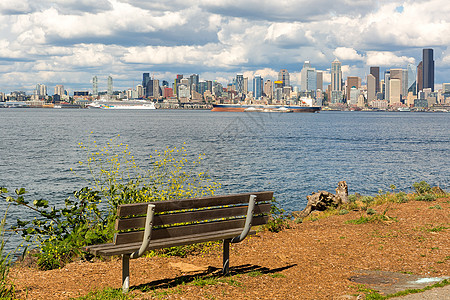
<box><xmin>407</xmin><ymin>63</ymin><xmax>416</xmax><ymax>95</ymax></box>
<box><xmin>278</xmin><ymin>69</ymin><xmax>290</xmax><ymax>87</ymax></box>
<box><xmin>300</xmin><ymin>61</ymin><xmax>316</xmax><ymax>92</ymax></box>
<box><xmin>253</xmin><ymin>75</ymin><xmax>262</xmax><ymax>99</ymax></box>
<box><xmin>423</xmin><ymin>49</ymin><xmax>434</xmax><ymax>92</ymax></box>
<box><xmin>331</xmin><ymin>59</ymin><xmax>342</xmax><ymax>92</ymax></box>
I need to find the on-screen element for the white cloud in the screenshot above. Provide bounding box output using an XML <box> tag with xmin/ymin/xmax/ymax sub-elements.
<box><xmin>366</xmin><ymin>51</ymin><xmax>415</xmax><ymax>67</ymax></box>
<box><xmin>1</xmin><ymin>0</ymin><xmax>450</xmax><ymax>93</ymax></box>
<box><xmin>0</xmin><ymin>0</ymin><xmax>31</xmax><ymax>14</ymax></box>
<box><xmin>333</xmin><ymin>47</ymin><xmax>364</xmax><ymax>61</ymax></box>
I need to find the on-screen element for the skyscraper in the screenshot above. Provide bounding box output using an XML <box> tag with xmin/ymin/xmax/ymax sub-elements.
<box><xmin>367</xmin><ymin>74</ymin><xmax>376</xmax><ymax>102</ymax></box>
<box><xmin>369</xmin><ymin>67</ymin><xmax>380</xmax><ymax>93</ymax></box>
<box><xmin>423</xmin><ymin>48</ymin><xmax>434</xmax><ymax>92</ymax></box>
<box><xmin>390</xmin><ymin>69</ymin><xmax>408</xmax><ymax>99</ymax></box>
<box><xmin>278</xmin><ymin>69</ymin><xmax>290</xmax><ymax>87</ymax></box>
<box><xmin>264</xmin><ymin>80</ymin><xmax>273</xmax><ymax>99</ymax></box>
<box><xmin>407</xmin><ymin>63</ymin><xmax>416</xmax><ymax>95</ymax></box>
<box><xmin>300</xmin><ymin>61</ymin><xmax>316</xmax><ymax>92</ymax></box>
<box><xmin>236</xmin><ymin>74</ymin><xmax>244</xmax><ymax>95</ymax></box>
<box><xmin>92</xmin><ymin>76</ymin><xmax>98</xmax><ymax>96</ymax></box>
<box><xmin>189</xmin><ymin>74</ymin><xmax>199</xmax><ymax>94</ymax></box>
<box><xmin>346</xmin><ymin>76</ymin><xmax>361</xmax><ymax>101</ymax></box>
<box><xmin>142</xmin><ymin>73</ymin><xmax>150</xmax><ymax>88</ymax></box>
<box><xmin>331</xmin><ymin>59</ymin><xmax>342</xmax><ymax>103</ymax></box>
<box><xmin>316</xmin><ymin>71</ymin><xmax>323</xmax><ymax>91</ymax></box>
<box><xmin>331</xmin><ymin>59</ymin><xmax>342</xmax><ymax>92</ymax></box>
<box><xmin>54</xmin><ymin>85</ymin><xmax>64</xmax><ymax>96</ymax></box>
<box><xmin>253</xmin><ymin>75</ymin><xmax>263</xmax><ymax>99</ymax></box>
<box><xmin>389</xmin><ymin>78</ymin><xmax>401</xmax><ymax>104</ymax></box>
<box><xmin>107</xmin><ymin>76</ymin><xmax>113</xmax><ymax>95</ymax></box>
<box><xmin>417</xmin><ymin>61</ymin><xmax>423</xmax><ymax>92</ymax></box>
<box><xmin>384</xmin><ymin>71</ymin><xmax>390</xmax><ymax>101</ymax></box>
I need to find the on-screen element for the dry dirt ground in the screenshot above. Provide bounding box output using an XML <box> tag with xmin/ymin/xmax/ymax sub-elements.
<box><xmin>8</xmin><ymin>196</ymin><xmax>450</xmax><ymax>299</ymax></box>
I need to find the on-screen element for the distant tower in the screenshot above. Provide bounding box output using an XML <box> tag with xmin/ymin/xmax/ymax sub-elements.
<box><xmin>92</xmin><ymin>76</ymin><xmax>98</xmax><ymax>96</ymax></box>
<box><xmin>346</xmin><ymin>76</ymin><xmax>361</xmax><ymax>101</ymax></box>
<box><xmin>264</xmin><ymin>80</ymin><xmax>273</xmax><ymax>99</ymax></box>
<box><xmin>54</xmin><ymin>85</ymin><xmax>64</xmax><ymax>96</ymax></box>
<box><xmin>422</xmin><ymin>48</ymin><xmax>434</xmax><ymax>92</ymax></box>
<box><xmin>369</xmin><ymin>67</ymin><xmax>380</xmax><ymax>93</ymax></box>
<box><xmin>253</xmin><ymin>75</ymin><xmax>263</xmax><ymax>99</ymax></box>
<box><xmin>407</xmin><ymin>63</ymin><xmax>416</xmax><ymax>95</ymax></box>
<box><xmin>189</xmin><ymin>74</ymin><xmax>199</xmax><ymax>94</ymax></box>
<box><xmin>331</xmin><ymin>59</ymin><xmax>342</xmax><ymax>103</ymax></box>
<box><xmin>367</xmin><ymin>74</ymin><xmax>376</xmax><ymax>102</ymax></box>
<box><xmin>36</xmin><ymin>84</ymin><xmax>47</xmax><ymax>97</ymax></box>
<box><xmin>300</xmin><ymin>61</ymin><xmax>316</xmax><ymax>92</ymax></box>
<box><xmin>278</xmin><ymin>69</ymin><xmax>290</xmax><ymax>88</ymax></box>
<box><xmin>142</xmin><ymin>73</ymin><xmax>150</xmax><ymax>96</ymax></box>
<box><xmin>316</xmin><ymin>71</ymin><xmax>323</xmax><ymax>91</ymax></box>
<box><xmin>331</xmin><ymin>59</ymin><xmax>342</xmax><ymax>92</ymax></box>
<box><xmin>384</xmin><ymin>70</ymin><xmax>390</xmax><ymax>101</ymax></box>
<box><xmin>390</xmin><ymin>69</ymin><xmax>407</xmax><ymax>100</ymax></box>
<box><xmin>417</xmin><ymin>61</ymin><xmax>423</xmax><ymax>92</ymax></box>
<box><xmin>236</xmin><ymin>74</ymin><xmax>244</xmax><ymax>95</ymax></box>
<box><xmin>107</xmin><ymin>76</ymin><xmax>113</xmax><ymax>95</ymax></box>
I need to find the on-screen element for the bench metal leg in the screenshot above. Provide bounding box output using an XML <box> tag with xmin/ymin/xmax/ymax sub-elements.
<box><xmin>122</xmin><ymin>254</ymin><xmax>130</xmax><ymax>293</ymax></box>
<box><xmin>222</xmin><ymin>239</ymin><xmax>230</xmax><ymax>275</ymax></box>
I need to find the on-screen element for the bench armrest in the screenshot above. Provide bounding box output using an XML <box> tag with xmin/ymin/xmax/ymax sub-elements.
<box><xmin>230</xmin><ymin>194</ymin><xmax>256</xmax><ymax>243</ymax></box>
<box><xmin>130</xmin><ymin>203</ymin><xmax>155</xmax><ymax>259</ymax></box>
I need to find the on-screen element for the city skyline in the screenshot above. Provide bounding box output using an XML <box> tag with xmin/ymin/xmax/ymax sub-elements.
<box><xmin>1</xmin><ymin>1</ymin><xmax>450</xmax><ymax>93</ymax></box>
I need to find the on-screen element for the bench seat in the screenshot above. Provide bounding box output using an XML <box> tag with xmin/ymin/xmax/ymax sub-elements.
<box><xmin>82</xmin><ymin>191</ymin><xmax>273</xmax><ymax>292</ymax></box>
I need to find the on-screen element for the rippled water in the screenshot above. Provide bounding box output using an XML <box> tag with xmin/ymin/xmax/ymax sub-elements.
<box><xmin>1</xmin><ymin>109</ymin><xmax>449</xmax><ymax>250</ymax></box>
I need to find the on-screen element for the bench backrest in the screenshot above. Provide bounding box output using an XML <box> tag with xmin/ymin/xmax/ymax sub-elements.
<box><xmin>114</xmin><ymin>191</ymin><xmax>274</xmax><ymax>245</ymax></box>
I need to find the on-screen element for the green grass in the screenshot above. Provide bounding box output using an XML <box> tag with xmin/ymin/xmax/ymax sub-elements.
<box><xmin>190</xmin><ymin>276</ymin><xmax>219</xmax><ymax>287</ymax></box>
<box><xmin>361</xmin><ymin>279</ymin><xmax>450</xmax><ymax>299</ymax></box>
<box><xmin>346</xmin><ymin>213</ymin><xmax>397</xmax><ymax>224</ymax></box>
<box><xmin>248</xmin><ymin>271</ymin><xmax>263</xmax><ymax>277</ymax></box>
<box><xmin>428</xmin><ymin>204</ymin><xmax>442</xmax><ymax>209</ymax></box>
<box><xmin>269</xmin><ymin>273</ymin><xmax>286</xmax><ymax>278</ymax></box>
<box><xmin>426</xmin><ymin>226</ymin><xmax>448</xmax><ymax>232</ymax></box>
<box><xmin>189</xmin><ymin>275</ymin><xmax>242</xmax><ymax>288</ymax></box>
<box><xmin>72</xmin><ymin>287</ymin><xmax>133</xmax><ymax>300</ymax></box>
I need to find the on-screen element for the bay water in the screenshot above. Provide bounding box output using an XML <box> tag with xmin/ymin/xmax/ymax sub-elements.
<box><xmin>1</xmin><ymin>109</ymin><xmax>449</xmax><ymax>251</ymax></box>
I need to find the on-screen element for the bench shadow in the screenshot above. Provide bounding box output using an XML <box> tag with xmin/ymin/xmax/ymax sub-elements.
<box><xmin>132</xmin><ymin>263</ymin><xmax>297</xmax><ymax>292</ymax></box>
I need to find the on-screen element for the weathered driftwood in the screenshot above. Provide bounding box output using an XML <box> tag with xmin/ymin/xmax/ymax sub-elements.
<box><xmin>294</xmin><ymin>181</ymin><xmax>349</xmax><ymax>219</ymax></box>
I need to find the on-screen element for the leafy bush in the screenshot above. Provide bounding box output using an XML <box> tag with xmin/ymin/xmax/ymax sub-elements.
<box><xmin>0</xmin><ymin>207</ymin><xmax>15</xmax><ymax>298</ymax></box>
<box><xmin>414</xmin><ymin>194</ymin><xmax>437</xmax><ymax>202</ymax></box>
<box><xmin>264</xmin><ymin>198</ymin><xmax>291</xmax><ymax>233</ymax></box>
<box><xmin>1</xmin><ymin>139</ymin><xmax>220</xmax><ymax>270</ymax></box>
<box><xmin>413</xmin><ymin>181</ymin><xmax>432</xmax><ymax>195</ymax></box>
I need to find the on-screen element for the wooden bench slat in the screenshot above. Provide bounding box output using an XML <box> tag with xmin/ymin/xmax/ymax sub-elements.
<box><xmin>117</xmin><ymin>191</ymin><xmax>273</xmax><ymax>217</ymax></box>
<box><xmin>115</xmin><ymin>203</ymin><xmax>272</xmax><ymax>231</ymax></box>
<box><xmin>96</xmin><ymin>229</ymin><xmax>257</xmax><ymax>257</ymax></box>
<box><xmin>114</xmin><ymin>215</ymin><xmax>268</xmax><ymax>245</ymax></box>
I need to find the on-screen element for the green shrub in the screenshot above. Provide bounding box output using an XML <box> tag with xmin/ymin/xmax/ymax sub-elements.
<box><xmin>415</xmin><ymin>194</ymin><xmax>437</xmax><ymax>202</ymax></box>
<box><xmin>264</xmin><ymin>198</ymin><xmax>291</xmax><ymax>233</ymax></box>
<box><xmin>413</xmin><ymin>181</ymin><xmax>432</xmax><ymax>195</ymax></box>
<box><xmin>1</xmin><ymin>139</ymin><xmax>220</xmax><ymax>270</ymax></box>
<box><xmin>339</xmin><ymin>209</ymin><xmax>349</xmax><ymax>215</ymax></box>
<box><xmin>0</xmin><ymin>206</ymin><xmax>15</xmax><ymax>298</ymax></box>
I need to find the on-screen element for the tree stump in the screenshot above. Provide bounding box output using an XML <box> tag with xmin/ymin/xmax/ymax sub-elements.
<box><xmin>294</xmin><ymin>181</ymin><xmax>349</xmax><ymax>219</ymax></box>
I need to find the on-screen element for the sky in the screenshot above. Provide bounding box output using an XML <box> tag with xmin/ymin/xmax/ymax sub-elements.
<box><xmin>1</xmin><ymin>0</ymin><xmax>450</xmax><ymax>94</ymax></box>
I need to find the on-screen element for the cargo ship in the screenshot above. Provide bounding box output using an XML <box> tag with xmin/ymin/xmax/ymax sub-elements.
<box><xmin>211</xmin><ymin>103</ymin><xmax>320</xmax><ymax>113</ymax></box>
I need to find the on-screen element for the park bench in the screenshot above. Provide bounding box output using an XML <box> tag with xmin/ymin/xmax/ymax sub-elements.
<box><xmin>84</xmin><ymin>191</ymin><xmax>274</xmax><ymax>292</ymax></box>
